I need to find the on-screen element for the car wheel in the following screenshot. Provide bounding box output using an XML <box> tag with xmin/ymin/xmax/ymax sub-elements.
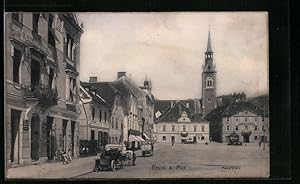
<box><xmin>111</xmin><ymin>160</ymin><xmax>116</xmax><ymax>172</ymax></box>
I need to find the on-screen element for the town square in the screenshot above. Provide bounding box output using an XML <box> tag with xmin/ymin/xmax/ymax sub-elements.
<box><xmin>5</xmin><ymin>12</ymin><xmax>269</xmax><ymax>179</ymax></box>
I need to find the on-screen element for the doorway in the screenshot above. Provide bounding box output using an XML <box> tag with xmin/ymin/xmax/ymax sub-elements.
<box><xmin>46</xmin><ymin>116</ymin><xmax>54</xmax><ymax>160</ymax></box>
<box><xmin>243</xmin><ymin>135</ymin><xmax>250</xmax><ymax>143</ymax></box>
<box><xmin>193</xmin><ymin>136</ymin><xmax>197</xmax><ymax>143</ymax></box>
<box><xmin>71</xmin><ymin>121</ymin><xmax>75</xmax><ymax>157</ymax></box>
<box><xmin>31</xmin><ymin>115</ymin><xmax>40</xmax><ymax>161</ymax></box>
<box><xmin>171</xmin><ymin>136</ymin><xmax>175</xmax><ymax>142</ymax></box>
<box><xmin>62</xmin><ymin>120</ymin><xmax>68</xmax><ymax>152</ymax></box>
<box><xmin>10</xmin><ymin>109</ymin><xmax>21</xmax><ymax>164</ymax></box>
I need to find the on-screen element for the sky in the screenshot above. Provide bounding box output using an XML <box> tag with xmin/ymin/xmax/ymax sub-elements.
<box><xmin>77</xmin><ymin>12</ymin><xmax>268</xmax><ymax>100</ymax></box>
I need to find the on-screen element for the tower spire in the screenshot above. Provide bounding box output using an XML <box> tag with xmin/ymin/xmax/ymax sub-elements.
<box><xmin>206</xmin><ymin>28</ymin><xmax>212</xmax><ymax>53</ymax></box>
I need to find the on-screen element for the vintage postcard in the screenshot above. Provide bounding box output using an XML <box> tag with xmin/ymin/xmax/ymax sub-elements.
<box><xmin>4</xmin><ymin>12</ymin><xmax>269</xmax><ymax>179</ymax></box>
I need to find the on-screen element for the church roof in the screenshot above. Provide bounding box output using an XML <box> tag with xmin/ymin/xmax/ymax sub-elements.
<box><xmin>206</xmin><ymin>29</ymin><xmax>213</xmax><ymax>53</ymax></box>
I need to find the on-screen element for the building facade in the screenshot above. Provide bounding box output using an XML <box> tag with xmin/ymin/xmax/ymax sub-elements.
<box><xmin>205</xmin><ymin>101</ymin><xmax>269</xmax><ymax>143</ymax></box>
<box><xmin>5</xmin><ymin>12</ymin><xmax>83</xmax><ymax>167</ymax></box>
<box><xmin>202</xmin><ymin>30</ymin><xmax>217</xmax><ymax>116</ymax></box>
<box><xmin>79</xmin><ymin>84</ymin><xmax>110</xmax><ymax>147</ymax></box>
<box><xmin>155</xmin><ymin>101</ymin><xmax>209</xmax><ymax>143</ymax></box>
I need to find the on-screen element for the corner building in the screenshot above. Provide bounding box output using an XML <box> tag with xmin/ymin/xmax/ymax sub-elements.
<box><xmin>5</xmin><ymin>12</ymin><xmax>83</xmax><ymax>167</ymax></box>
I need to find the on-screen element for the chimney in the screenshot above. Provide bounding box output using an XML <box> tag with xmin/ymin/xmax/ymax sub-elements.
<box><xmin>89</xmin><ymin>76</ymin><xmax>97</xmax><ymax>83</ymax></box>
<box><xmin>117</xmin><ymin>72</ymin><xmax>126</xmax><ymax>79</ymax></box>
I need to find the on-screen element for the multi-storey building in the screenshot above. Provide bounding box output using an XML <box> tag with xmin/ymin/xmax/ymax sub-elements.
<box><xmin>79</xmin><ymin>77</ymin><xmax>125</xmax><ymax>147</ymax></box>
<box><xmin>5</xmin><ymin>12</ymin><xmax>83</xmax><ymax>167</ymax></box>
<box><xmin>205</xmin><ymin>101</ymin><xmax>269</xmax><ymax>143</ymax></box>
<box><xmin>155</xmin><ymin>101</ymin><xmax>209</xmax><ymax>143</ymax></box>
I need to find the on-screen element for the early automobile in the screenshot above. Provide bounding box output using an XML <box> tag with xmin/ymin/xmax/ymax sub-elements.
<box><xmin>141</xmin><ymin>143</ymin><xmax>153</xmax><ymax>157</ymax></box>
<box><xmin>227</xmin><ymin>133</ymin><xmax>242</xmax><ymax>146</ymax></box>
<box><xmin>94</xmin><ymin>144</ymin><xmax>123</xmax><ymax>172</ymax></box>
<box><xmin>94</xmin><ymin>144</ymin><xmax>136</xmax><ymax>171</ymax></box>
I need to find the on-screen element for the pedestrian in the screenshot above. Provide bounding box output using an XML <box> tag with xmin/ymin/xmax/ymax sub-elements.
<box><xmin>171</xmin><ymin>140</ymin><xmax>175</xmax><ymax>146</ymax></box>
<box><xmin>62</xmin><ymin>151</ymin><xmax>69</xmax><ymax>164</ymax></box>
<box><xmin>67</xmin><ymin>149</ymin><xmax>72</xmax><ymax>163</ymax></box>
<box><xmin>132</xmin><ymin>150</ymin><xmax>136</xmax><ymax>166</ymax></box>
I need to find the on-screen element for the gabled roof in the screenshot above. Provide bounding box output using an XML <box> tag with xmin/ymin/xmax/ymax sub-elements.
<box><xmin>205</xmin><ymin>101</ymin><xmax>265</xmax><ymax>121</ymax></box>
<box><xmin>115</xmin><ymin>76</ymin><xmax>146</xmax><ymax>99</ymax></box>
<box><xmin>156</xmin><ymin>100</ymin><xmax>208</xmax><ymax>123</ymax></box>
<box><xmin>155</xmin><ymin>99</ymin><xmax>201</xmax><ymax>116</ymax></box>
<box><xmin>81</xmin><ymin>81</ymin><xmax>119</xmax><ymax>107</ymax></box>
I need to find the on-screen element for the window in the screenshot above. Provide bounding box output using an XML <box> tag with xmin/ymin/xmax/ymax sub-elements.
<box><xmin>66</xmin><ymin>34</ymin><xmax>75</xmax><ymax>60</ymax></box>
<box><xmin>255</xmin><ymin>117</ymin><xmax>257</xmax><ymax>122</ymax></box>
<box><xmin>183</xmin><ymin>125</ymin><xmax>186</xmax><ymax>132</ymax></box>
<box><xmin>262</xmin><ymin>126</ymin><xmax>265</xmax><ymax>131</ymax></box>
<box><xmin>194</xmin><ymin>125</ymin><xmax>197</xmax><ymax>132</ymax></box>
<box><xmin>32</xmin><ymin>13</ymin><xmax>39</xmax><ymax>34</ymax></box>
<box><xmin>12</xmin><ymin>13</ymin><xmax>21</xmax><ymax>23</ymax></box>
<box><xmin>262</xmin><ymin>117</ymin><xmax>265</xmax><ymax>122</ymax></box>
<box><xmin>207</xmin><ymin>97</ymin><xmax>212</xmax><ymax>102</ymax></box>
<box><xmin>13</xmin><ymin>48</ymin><xmax>21</xmax><ymax>83</ymax></box>
<box><xmin>48</xmin><ymin>68</ymin><xmax>55</xmax><ymax>90</ymax></box>
<box><xmin>227</xmin><ymin>117</ymin><xmax>230</xmax><ymax>122</ymax></box>
<box><xmin>162</xmin><ymin>136</ymin><xmax>166</xmax><ymax>141</ymax></box>
<box><xmin>255</xmin><ymin>126</ymin><xmax>257</xmax><ymax>131</ymax></box>
<box><xmin>206</xmin><ymin>77</ymin><xmax>214</xmax><ymax>87</ymax></box>
<box><xmin>111</xmin><ymin>118</ymin><xmax>114</xmax><ymax>128</ymax></box>
<box><xmin>245</xmin><ymin>126</ymin><xmax>248</xmax><ymax>130</ymax></box>
<box><xmin>201</xmin><ymin>126</ymin><xmax>205</xmax><ymax>132</ymax></box>
<box><xmin>99</xmin><ymin>110</ymin><xmax>102</xmax><ymax>121</ymax></box>
<box><xmin>227</xmin><ymin>126</ymin><xmax>229</xmax><ymax>131</ymax></box>
<box><xmin>245</xmin><ymin>118</ymin><xmax>248</xmax><ymax>122</ymax></box>
<box><xmin>254</xmin><ymin>136</ymin><xmax>258</xmax><ymax>140</ymax></box>
<box><xmin>162</xmin><ymin>125</ymin><xmax>166</xmax><ymax>131</ymax></box>
<box><xmin>172</xmin><ymin>125</ymin><xmax>175</xmax><ymax>131</ymax></box>
<box><xmin>48</xmin><ymin>14</ymin><xmax>55</xmax><ymax>46</ymax></box>
<box><xmin>91</xmin><ymin>130</ymin><xmax>95</xmax><ymax>140</ymax></box>
<box><xmin>236</xmin><ymin>126</ymin><xmax>238</xmax><ymax>131</ymax></box>
<box><xmin>92</xmin><ymin>107</ymin><xmax>95</xmax><ymax>120</ymax></box>
<box><xmin>104</xmin><ymin>112</ymin><xmax>107</xmax><ymax>122</ymax></box>
<box><xmin>116</xmin><ymin>118</ymin><xmax>118</xmax><ymax>129</ymax></box>
<box><xmin>67</xmin><ymin>77</ymin><xmax>76</xmax><ymax>102</ymax></box>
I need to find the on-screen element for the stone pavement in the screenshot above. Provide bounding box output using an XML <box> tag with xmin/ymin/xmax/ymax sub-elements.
<box><xmin>6</xmin><ymin>155</ymin><xmax>99</xmax><ymax>179</ymax></box>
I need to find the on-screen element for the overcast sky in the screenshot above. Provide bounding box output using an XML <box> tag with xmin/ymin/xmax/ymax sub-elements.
<box><xmin>77</xmin><ymin>12</ymin><xmax>268</xmax><ymax>100</ymax></box>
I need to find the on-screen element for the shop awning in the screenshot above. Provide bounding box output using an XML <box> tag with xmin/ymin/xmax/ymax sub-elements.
<box><xmin>143</xmin><ymin>133</ymin><xmax>150</xmax><ymax>140</ymax></box>
<box><xmin>136</xmin><ymin>136</ymin><xmax>145</xmax><ymax>142</ymax></box>
<box><xmin>129</xmin><ymin>135</ymin><xmax>139</xmax><ymax>142</ymax></box>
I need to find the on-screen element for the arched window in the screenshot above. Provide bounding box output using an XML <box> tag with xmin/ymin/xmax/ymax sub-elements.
<box><xmin>206</xmin><ymin>77</ymin><xmax>214</xmax><ymax>87</ymax></box>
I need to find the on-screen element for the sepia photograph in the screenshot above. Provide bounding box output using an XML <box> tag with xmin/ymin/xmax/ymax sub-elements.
<box><xmin>4</xmin><ymin>12</ymin><xmax>269</xmax><ymax>179</ymax></box>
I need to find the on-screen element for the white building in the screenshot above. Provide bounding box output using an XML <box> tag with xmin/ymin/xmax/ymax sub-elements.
<box><xmin>155</xmin><ymin>101</ymin><xmax>209</xmax><ymax>143</ymax></box>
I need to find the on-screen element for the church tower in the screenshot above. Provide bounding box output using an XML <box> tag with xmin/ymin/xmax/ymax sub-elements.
<box><xmin>202</xmin><ymin>29</ymin><xmax>217</xmax><ymax>116</ymax></box>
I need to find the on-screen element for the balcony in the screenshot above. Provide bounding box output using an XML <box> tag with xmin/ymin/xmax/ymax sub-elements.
<box><xmin>24</xmin><ymin>83</ymin><xmax>58</xmax><ymax>107</ymax></box>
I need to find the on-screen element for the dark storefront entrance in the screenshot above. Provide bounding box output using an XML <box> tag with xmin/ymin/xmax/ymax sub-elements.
<box><xmin>10</xmin><ymin>109</ymin><xmax>21</xmax><ymax>164</ymax></box>
<box><xmin>71</xmin><ymin>121</ymin><xmax>76</xmax><ymax>157</ymax></box>
<box><xmin>46</xmin><ymin>116</ymin><xmax>55</xmax><ymax>160</ymax></box>
<box><xmin>31</xmin><ymin>115</ymin><xmax>40</xmax><ymax>161</ymax></box>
